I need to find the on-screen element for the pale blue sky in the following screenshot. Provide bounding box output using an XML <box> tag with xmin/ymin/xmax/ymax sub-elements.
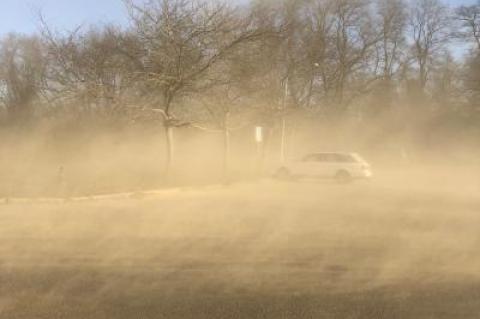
<box><xmin>0</xmin><ymin>0</ymin><xmax>128</xmax><ymax>35</ymax></box>
<box><xmin>0</xmin><ymin>0</ymin><xmax>477</xmax><ymax>36</ymax></box>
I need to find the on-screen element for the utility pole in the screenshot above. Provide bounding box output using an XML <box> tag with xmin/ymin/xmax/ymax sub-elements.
<box><xmin>280</xmin><ymin>76</ymin><xmax>289</xmax><ymax>164</ymax></box>
<box><xmin>222</xmin><ymin>112</ymin><xmax>231</xmax><ymax>184</ymax></box>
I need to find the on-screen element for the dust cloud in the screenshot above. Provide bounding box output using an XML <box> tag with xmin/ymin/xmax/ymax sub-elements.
<box><xmin>2</xmin><ymin>0</ymin><xmax>480</xmax><ymax>316</ymax></box>
<box><xmin>1</xmin><ymin>120</ymin><xmax>480</xmax><ymax>319</ymax></box>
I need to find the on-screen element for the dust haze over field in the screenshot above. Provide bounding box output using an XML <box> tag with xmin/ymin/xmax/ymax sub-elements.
<box><xmin>2</xmin><ymin>0</ymin><xmax>480</xmax><ymax>317</ymax></box>
<box><xmin>1</xmin><ymin>124</ymin><xmax>480</xmax><ymax>318</ymax></box>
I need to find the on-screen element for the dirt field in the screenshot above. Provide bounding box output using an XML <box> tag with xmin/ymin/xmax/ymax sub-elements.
<box><xmin>1</xmin><ymin>166</ymin><xmax>480</xmax><ymax>318</ymax></box>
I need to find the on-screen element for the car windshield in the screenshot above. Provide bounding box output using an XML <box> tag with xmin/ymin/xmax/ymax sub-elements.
<box><xmin>351</xmin><ymin>153</ymin><xmax>368</xmax><ymax>164</ymax></box>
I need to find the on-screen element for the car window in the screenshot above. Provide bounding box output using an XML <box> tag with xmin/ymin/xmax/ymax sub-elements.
<box><xmin>334</xmin><ymin>154</ymin><xmax>356</xmax><ymax>163</ymax></box>
<box><xmin>315</xmin><ymin>154</ymin><xmax>331</xmax><ymax>162</ymax></box>
<box><xmin>302</xmin><ymin>154</ymin><xmax>318</xmax><ymax>162</ymax></box>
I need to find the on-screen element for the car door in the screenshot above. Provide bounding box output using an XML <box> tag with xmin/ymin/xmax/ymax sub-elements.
<box><xmin>329</xmin><ymin>153</ymin><xmax>358</xmax><ymax>177</ymax></box>
<box><xmin>329</xmin><ymin>154</ymin><xmax>349</xmax><ymax>176</ymax></box>
<box><xmin>291</xmin><ymin>154</ymin><xmax>318</xmax><ymax>177</ymax></box>
<box><xmin>315</xmin><ymin>153</ymin><xmax>337</xmax><ymax>177</ymax></box>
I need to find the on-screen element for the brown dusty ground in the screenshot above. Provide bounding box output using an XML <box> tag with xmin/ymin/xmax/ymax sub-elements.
<box><xmin>1</xmin><ymin>166</ymin><xmax>480</xmax><ymax>318</ymax></box>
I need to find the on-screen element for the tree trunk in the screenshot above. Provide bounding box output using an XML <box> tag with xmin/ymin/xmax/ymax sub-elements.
<box><xmin>163</xmin><ymin>93</ymin><xmax>175</xmax><ymax>182</ymax></box>
<box><xmin>164</xmin><ymin>124</ymin><xmax>174</xmax><ymax>181</ymax></box>
<box><xmin>419</xmin><ymin>59</ymin><xmax>427</xmax><ymax>90</ymax></box>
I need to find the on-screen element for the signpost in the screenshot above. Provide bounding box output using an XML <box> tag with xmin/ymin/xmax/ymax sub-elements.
<box><xmin>255</xmin><ymin>126</ymin><xmax>264</xmax><ymax>175</ymax></box>
<box><xmin>255</xmin><ymin>126</ymin><xmax>263</xmax><ymax>144</ymax></box>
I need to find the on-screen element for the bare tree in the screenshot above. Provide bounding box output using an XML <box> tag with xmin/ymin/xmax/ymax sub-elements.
<box><xmin>0</xmin><ymin>34</ymin><xmax>45</xmax><ymax>123</ymax></box>
<box><xmin>376</xmin><ymin>0</ymin><xmax>407</xmax><ymax>80</ymax></box>
<box><xmin>123</xmin><ymin>0</ymin><xmax>264</xmax><ymax>176</ymax></box>
<box><xmin>369</xmin><ymin>0</ymin><xmax>407</xmax><ymax>111</ymax></box>
<box><xmin>298</xmin><ymin>0</ymin><xmax>382</xmax><ymax>114</ymax></box>
<box><xmin>431</xmin><ymin>51</ymin><xmax>462</xmax><ymax>110</ymax></box>
<box><xmin>188</xmin><ymin>83</ymin><xmax>254</xmax><ymax>181</ymax></box>
<box><xmin>408</xmin><ymin>0</ymin><xmax>450</xmax><ymax>92</ymax></box>
<box><xmin>455</xmin><ymin>1</ymin><xmax>480</xmax><ymax>51</ymax></box>
<box><xmin>329</xmin><ymin>0</ymin><xmax>380</xmax><ymax>109</ymax></box>
<box><xmin>462</xmin><ymin>51</ymin><xmax>480</xmax><ymax>112</ymax></box>
<box><xmin>40</xmin><ymin>20</ymin><xmax>136</xmax><ymax>121</ymax></box>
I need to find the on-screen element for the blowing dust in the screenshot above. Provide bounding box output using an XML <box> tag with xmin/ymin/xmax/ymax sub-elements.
<box><xmin>1</xmin><ymin>119</ymin><xmax>479</xmax><ymax>318</ymax></box>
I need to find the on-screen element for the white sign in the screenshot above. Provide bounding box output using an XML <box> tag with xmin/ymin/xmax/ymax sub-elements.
<box><xmin>255</xmin><ymin>126</ymin><xmax>263</xmax><ymax>143</ymax></box>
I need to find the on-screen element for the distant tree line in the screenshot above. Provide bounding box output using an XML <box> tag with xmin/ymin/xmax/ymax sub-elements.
<box><xmin>1</xmin><ymin>0</ymin><xmax>479</xmax><ymax>172</ymax></box>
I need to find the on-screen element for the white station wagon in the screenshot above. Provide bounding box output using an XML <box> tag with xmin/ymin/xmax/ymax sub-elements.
<box><xmin>275</xmin><ymin>152</ymin><xmax>372</xmax><ymax>182</ymax></box>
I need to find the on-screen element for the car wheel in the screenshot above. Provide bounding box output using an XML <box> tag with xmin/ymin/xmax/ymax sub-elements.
<box><xmin>335</xmin><ymin>170</ymin><xmax>352</xmax><ymax>183</ymax></box>
<box><xmin>275</xmin><ymin>167</ymin><xmax>292</xmax><ymax>180</ymax></box>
